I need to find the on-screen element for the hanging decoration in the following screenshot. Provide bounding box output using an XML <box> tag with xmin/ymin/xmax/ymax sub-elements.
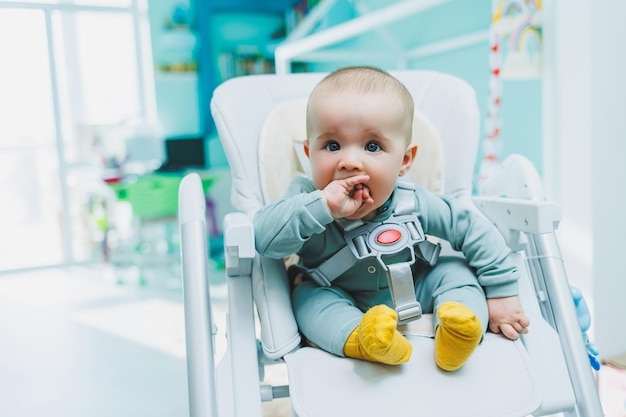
<box><xmin>479</xmin><ymin>0</ymin><xmax>543</xmax><ymax>181</ymax></box>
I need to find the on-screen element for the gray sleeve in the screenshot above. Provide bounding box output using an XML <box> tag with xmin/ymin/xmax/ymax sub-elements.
<box><xmin>415</xmin><ymin>188</ymin><xmax>520</xmax><ymax>298</ymax></box>
<box><xmin>253</xmin><ymin>177</ymin><xmax>334</xmax><ymax>259</ymax></box>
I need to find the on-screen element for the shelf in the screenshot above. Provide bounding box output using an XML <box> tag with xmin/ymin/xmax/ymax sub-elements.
<box><xmin>154</xmin><ymin>71</ymin><xmax>198</xmax><ymax>82</ymax></box>
<box><xmin>216</xmin><ymin>50</ymin><xmax>275</xmax><ymax>83</ymax></box>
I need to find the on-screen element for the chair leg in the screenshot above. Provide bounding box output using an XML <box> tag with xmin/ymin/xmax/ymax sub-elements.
<box><xmin>528</xmin><ymin>233</ymin><xmax>604</xmax><ymax>417</ymax></box>
<box><xmin>181</xmin><ymin>219</ymin><xmax>219</xmax><ymax>417</ymax></box>
<box><xmin>227</xmin><ymin>274</ymin><xmax>264</xmax><ymax>417</ymax></box>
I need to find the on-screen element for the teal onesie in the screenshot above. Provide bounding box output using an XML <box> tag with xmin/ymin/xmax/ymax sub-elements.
<box><xmin>253</xmin><ymin>176</ymin><xmax>520</xmax><ymax>357</ymax></box>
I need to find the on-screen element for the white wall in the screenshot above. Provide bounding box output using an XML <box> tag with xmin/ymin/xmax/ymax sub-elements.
<box><xmin>544</xmin><ymin>1</ymin><xmax>592</xmax><ymax>289</ymax></box>
<box><xmin>589</xmin><ymin>0</ymin><xmax>626</xmax><ymax>359</ymax></box>
<box><xmin>546</xmin><ymin>0</ymin><xmax>626</xmax><ymax>359</ymax></box>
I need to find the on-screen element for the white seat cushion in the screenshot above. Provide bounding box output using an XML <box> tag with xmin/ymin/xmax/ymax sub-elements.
<box><xmin>284</xmin><ymin>333</ymin><xmax>540</xmax><ymax>417</ymax></box>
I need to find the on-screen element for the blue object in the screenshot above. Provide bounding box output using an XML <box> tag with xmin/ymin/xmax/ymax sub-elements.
<box><xmin>172</xmin><ymin>5</ymin><xmax>189</xmax><ymax>26</ymax></box>
<box><xmin>570</xmin><ymin>285</ymin><xmax>600</xmax><ymax>370</ymax></box>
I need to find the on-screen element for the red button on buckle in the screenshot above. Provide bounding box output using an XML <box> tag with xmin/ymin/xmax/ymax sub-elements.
<box><xmin>376</xmin><ymin>229</ymin><xmax>401</xmax><ymax>245</ymax></box>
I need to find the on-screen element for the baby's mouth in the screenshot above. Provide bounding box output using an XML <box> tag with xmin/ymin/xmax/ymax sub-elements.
<box><xmin>351</xmin><ymin>182</ymin><xmax>369</xmax><ymax>195</ymax></box>
<box><xmin>361</xmin><ymin>183</ymin><xmax>371</xmax><ymax>194</ymax></box>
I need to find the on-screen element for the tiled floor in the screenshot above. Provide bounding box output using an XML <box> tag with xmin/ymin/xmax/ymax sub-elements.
<box><xmin>0</xmin><ymin>265</ymin><xmax>290</xmax><ymax>417</ymax></box>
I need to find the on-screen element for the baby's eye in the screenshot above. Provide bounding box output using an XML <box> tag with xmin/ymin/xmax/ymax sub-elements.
<box><xmin>325</xmin><ymin>141</ymin><xmax>340</xmax><ymax>151</ymax></box>
<box><xmin>365</xmin><ymin>142</ymin><xmax>382</xmax><ymax>152</ymax></box>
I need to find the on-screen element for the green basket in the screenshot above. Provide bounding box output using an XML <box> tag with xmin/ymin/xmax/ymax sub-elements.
<box><xmin>111</xmin><ymin>173</ymin><xmax>214</xmax><ymax>219</ymax></box>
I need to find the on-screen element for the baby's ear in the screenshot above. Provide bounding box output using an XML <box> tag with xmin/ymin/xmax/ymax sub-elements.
<box><xmin>399</xmin><ymin>144</ymin><xmax>418</xmax><ymax>176</ymax></box>
<box><xmin>303</xmin><ymin>139</ymin><xmax>310</xmax><ymax>158</ymax></box>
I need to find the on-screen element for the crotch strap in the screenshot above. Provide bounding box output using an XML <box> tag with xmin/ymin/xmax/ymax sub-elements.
<box><xmin>304</xmin><ymin>182</ymin><xmax>441</xmax><ymax>324</ymax></box>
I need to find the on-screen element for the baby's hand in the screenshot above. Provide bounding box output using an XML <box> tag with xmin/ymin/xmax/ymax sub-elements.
<box><xmin>321</xmin><ymin>175</ymin><xmax>374</xmax><ymax>219</ymax></box>
<box><xmin>487</xmin><ymin>296</ymin><xmax>530</xmax><ymax>340</ymax></box>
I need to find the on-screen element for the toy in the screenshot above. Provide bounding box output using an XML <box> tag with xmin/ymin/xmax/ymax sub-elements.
<box><xmin>570</xmin><ymin>285</ymin><xmax>600</xmax><ymax>370</ymax></box>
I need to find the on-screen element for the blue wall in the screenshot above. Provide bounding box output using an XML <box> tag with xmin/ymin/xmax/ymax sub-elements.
<box><xmin>172</xmin><ymin>0</ymin><xmax>543</xmax><ymax>175</ymax></box>
<box><xmin>148</xmin><ymin>0</ymin><xmax>202</xmax><ymax>138</ymax></box>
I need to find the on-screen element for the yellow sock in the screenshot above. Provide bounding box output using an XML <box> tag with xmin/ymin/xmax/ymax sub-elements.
<box><xmin>435</xmin><ymin>301</ymin><xmax>483</xmax><ymax>371</ymax></box>
<box><xmin>343</xmin><ymin>304</ymin><xmax>412</xmax><ymax>365</ymax></box>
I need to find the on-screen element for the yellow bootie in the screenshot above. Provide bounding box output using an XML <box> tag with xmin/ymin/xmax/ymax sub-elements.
<box><xmin>344</xmin><ymin>304</ymin><xmax>412</xmax><ymax>365</ymax></box>
<box><xmin>435</xmin><ymin>301</ymin><xmax>483</xmax><ymax>371</ymax></box>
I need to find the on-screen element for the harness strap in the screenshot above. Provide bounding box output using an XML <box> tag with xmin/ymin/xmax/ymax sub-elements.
<box><xmin>388</xmin><ymin>263</ymin><xmax>423</xmax><ymax>324</ymax></box>
<box><xmin>303</xmin><ymin>182</ymin><xmax>440</xmax><ymax>323</ymax></box>
<box><xmin>306</xmin><ymin>245</ymin><xmax>359</xmax><ymax>287</ymax></box>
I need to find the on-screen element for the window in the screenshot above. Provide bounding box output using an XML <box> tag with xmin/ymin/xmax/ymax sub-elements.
<box><xmin>0</xmin><ymin>0</ymin><xmax>156</xmax><ymax>271</ymax></box>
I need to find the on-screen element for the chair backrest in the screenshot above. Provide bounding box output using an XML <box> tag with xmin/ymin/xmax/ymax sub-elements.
<box><xmin>258</xmin><ymin>96</ymin><xmax>445</xmax><ymax>203</ymax></box>
<box><xmin>211</xmin><ymin>70</ymin><xmax>480</xmax><ymax>217</ymax></box>
<box><xmin>211</xmin><ymin>70</ymin><xmax>482</xmax><ymax>358</ymax></box>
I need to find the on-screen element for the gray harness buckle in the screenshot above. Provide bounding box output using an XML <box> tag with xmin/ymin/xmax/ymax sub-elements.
<box><xmin>344</xmin><ymin>214</ymin><xmax>426</xmax><ymax>268</ymax></box>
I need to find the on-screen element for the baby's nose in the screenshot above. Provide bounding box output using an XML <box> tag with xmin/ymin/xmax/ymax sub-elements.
<box><xmin>339</xmin><ymin>149</ymin><xmax>363</xmax><ymax>170</ymax></box>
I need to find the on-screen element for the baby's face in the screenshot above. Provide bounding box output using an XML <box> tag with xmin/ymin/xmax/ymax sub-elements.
<box><xmin>305</xmin><ymin>90</ymin><xmax>415</xmax><ymax>220</ymax></box>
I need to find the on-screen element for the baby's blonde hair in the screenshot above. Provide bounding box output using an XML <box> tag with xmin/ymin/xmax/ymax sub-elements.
<box><xmin>306</xmin><ymin>66</ymin><xmax>414</xmax><ymax>143</ymax></box>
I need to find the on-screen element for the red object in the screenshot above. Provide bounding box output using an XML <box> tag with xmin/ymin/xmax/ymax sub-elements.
<box><xmin>103</xmin><ymin>177</ymin><xmax>122</xmax><ymax>184</ymax></box>
<box><xmin>376</xmin><ymin>229</ymin><xmax>401</xmax><ymax>245</ymax></box>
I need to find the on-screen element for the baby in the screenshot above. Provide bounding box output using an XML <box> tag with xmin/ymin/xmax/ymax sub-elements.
<box><xmin>253</xmin><ymin>66</ymin><xmax>529</xmax><ymax>371</ymax></box>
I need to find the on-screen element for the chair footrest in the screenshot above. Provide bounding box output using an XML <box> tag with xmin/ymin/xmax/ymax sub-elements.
<box><xmin>284</xmin><ymin>333</ymin><xmax>540</xmax><ymax>417</ymax></box>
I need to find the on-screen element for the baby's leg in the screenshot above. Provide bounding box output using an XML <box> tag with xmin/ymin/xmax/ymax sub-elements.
<box><xmin>292</xmin><ymin>280</ymin><xmax>363</xmax><ymax>356</ymax></box>
<box><xmin>292</xmin><ymin>280</ymin><xmax>410</xmax><ymax>364</ymax></box>
<box><xmin>415</xmin><ymin>257</ymin><xmax>488</xmax><ymax>371</ymax></box>
<box><xmin>344</xmin><ymin>304</ymin><xmax>411</xmax><ymax>365</ymax></box>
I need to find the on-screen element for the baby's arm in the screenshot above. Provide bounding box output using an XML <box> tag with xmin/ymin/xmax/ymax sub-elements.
<box><xmin>254</xmin><ymin>175</ymin><xmax>373</xmax><ymax>258</ymax></box>
<box><xmin>413</xmin><ymin>188</ymin><xmax>530</xmax><ymax>340</ymax></box>
<box><xmin>486</xmin><ymin>296</ymin><xmax>530</xmax><ymax>340</ymax></box>
<box><xmin>253</xmin><ymin>178</ymin><xmax>334</xmax><ymax>258</ymax></box>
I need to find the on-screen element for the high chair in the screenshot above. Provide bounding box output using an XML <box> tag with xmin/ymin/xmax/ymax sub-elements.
<box><xmin>178</xmin><ymin>70</ymin><xmax>604</xmax><ymax>417</ymax></box>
